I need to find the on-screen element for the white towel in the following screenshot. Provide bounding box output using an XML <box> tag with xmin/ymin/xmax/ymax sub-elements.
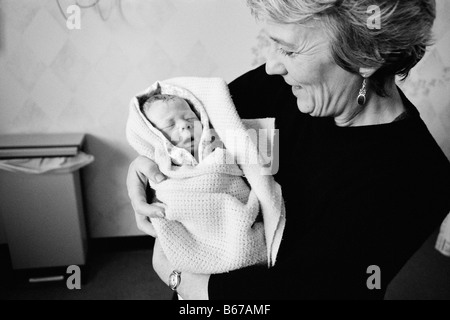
<box><xmin>126</xmin><ymin>77</ymin><xmax>286</xmax><ymax>273</ymax></box>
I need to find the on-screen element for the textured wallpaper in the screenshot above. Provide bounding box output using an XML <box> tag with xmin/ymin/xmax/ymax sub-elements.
<box><xmin>0</xmin><ymin>0</ymin><xmax>449</xmax><ymax>243</ymax></box>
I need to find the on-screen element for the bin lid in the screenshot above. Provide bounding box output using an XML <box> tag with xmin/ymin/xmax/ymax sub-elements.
<box><xmin>0</xmin><ymin>133</ymin><xmax>85</xmax><ymax>159</ymax></box>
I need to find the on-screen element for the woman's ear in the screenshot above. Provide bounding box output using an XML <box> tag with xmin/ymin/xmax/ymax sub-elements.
<box><xmin>359</xmin><ymin>67</ymin><xmax>378</xmax><ymax>78</ymax></box>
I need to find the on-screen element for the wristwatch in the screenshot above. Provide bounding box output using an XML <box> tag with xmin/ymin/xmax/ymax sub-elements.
<box><xmin>169</xmin><ymin>270</ymin><xmax>182</xmax><ymax>291</ymax></box>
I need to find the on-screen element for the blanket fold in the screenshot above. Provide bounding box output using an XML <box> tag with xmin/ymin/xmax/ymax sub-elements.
<box><xmin>126</xmin><ymin>77</ymin><xmax>286</xmax><ymax>274</ymax></box>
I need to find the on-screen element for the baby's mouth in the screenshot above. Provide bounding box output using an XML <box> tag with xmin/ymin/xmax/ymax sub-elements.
<box><xmin>179</xmin><ymin>137</ymin><xmax>194</xmax><ymax>147</ymax></box>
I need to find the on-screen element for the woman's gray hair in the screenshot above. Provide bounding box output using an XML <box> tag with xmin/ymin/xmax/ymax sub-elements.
<box><xmin>247</xmin><ymin>0</ymin><xmax>436</xmax><ymax>96</ymax></box>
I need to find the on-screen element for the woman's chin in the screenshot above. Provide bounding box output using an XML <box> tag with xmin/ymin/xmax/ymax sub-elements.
<box><xmin>297</xmin><ymin>100</ymin><xmax>315</xmax><ymax>115</ymax></box>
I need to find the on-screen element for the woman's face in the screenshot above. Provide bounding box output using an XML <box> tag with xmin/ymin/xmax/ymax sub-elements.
<box><xmin>264</xmin><ymin>20</ymin><xmax>361</xmax><ymax>119</ymax></box>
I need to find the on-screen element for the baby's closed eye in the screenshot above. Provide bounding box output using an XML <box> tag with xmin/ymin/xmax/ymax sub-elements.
<box><xmin>161</xmin><ymin>122</ymin><xmax>175</xmax><ymax>129</ymax></box>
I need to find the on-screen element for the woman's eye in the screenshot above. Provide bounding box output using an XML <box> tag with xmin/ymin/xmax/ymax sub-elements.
<box><xmin>277</xmin><ymin>47</ymin><xmax>299</xmax><ymax>57</ymax></box>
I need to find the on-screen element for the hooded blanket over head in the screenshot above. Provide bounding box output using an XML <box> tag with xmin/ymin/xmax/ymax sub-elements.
<box><xmin>126</xmin><ymin>77</ymin><xmax>286</xmax><ymax>274</ymax></box>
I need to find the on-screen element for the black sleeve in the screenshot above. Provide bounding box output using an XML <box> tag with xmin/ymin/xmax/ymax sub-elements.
<box><xmin>208</xmin><ymin>170</ymin><xmax>449</xmax><ymax>300</ymax></box>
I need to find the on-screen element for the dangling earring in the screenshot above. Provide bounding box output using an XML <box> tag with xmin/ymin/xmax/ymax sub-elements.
<box><xmin>357</xmin><ymin>78</ymin><xmax>367</xmax><ymax>106</ymax></box>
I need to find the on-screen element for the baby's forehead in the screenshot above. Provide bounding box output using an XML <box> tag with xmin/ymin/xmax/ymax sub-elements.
<box><xmin>151</xmin><ymin>97</ymin><xmax>192</xmax><ymax>113</ymax></box>
<box><xmin>145</xmin><ymin>96</ymin><xmax>197</xmax><ymax>120</ymax></box>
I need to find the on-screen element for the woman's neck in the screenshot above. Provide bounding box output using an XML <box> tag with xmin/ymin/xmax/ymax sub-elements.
<box><xmin>334</xmin><ymin>80</ymin><xmax>406</xmax><ymax>127</ymax></box>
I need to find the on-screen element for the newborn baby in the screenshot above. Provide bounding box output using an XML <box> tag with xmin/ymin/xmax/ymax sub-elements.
<box><xmin>126</xmin><ymin>78</ymin><xmax>285</xmax><ymax>274</ymax></box>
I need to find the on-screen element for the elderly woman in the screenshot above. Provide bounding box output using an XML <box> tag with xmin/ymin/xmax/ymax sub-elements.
<box><xmin>127</xmin><ymin>0</ymin><xmax>450</xmax><ymax>299</ymax></box>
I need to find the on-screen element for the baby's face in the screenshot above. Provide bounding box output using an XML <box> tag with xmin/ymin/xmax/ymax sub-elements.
<box><xmin>145</xmin><ymin>97</ymin><xmax>203</xmax><ymax>156</ymax></box>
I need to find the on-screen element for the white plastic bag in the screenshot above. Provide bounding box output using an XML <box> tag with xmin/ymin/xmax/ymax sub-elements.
<box><xmin>0</xmin><ymin>152</ymin><xmax>94</xmax><ymax>174</ymax></box>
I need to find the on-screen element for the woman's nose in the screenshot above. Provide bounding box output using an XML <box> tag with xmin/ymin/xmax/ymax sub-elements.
<box><xmin>265</xmin><ymin>47</ymin><xmax>287</xmax><ymax>76</ymax></box>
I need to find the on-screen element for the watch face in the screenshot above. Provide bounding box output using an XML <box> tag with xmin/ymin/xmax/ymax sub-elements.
<box><xmin>169</xmin><ymin>275</ymin><xmax>177</xmax><ymax>287</ymax></box>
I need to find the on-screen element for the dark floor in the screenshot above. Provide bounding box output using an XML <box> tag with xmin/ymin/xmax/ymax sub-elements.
<box><xmin>1</xmin><ymin>232</ymin><xmax>449</xmax><ymax>300</ymax></box>
<box><xmin>0</xmin><ymin>237</ymin><xmax>173</xmax><ymax>300</ymax></box>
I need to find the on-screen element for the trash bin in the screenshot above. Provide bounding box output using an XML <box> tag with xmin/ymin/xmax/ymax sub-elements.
<box><xmin>0</xmin><ymin>133</ymin><xmax>94</xmax><ymax>270</ymax></box>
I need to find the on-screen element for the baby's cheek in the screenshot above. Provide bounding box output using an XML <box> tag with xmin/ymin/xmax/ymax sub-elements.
<box><xmin>166</xmin><ymin>129</ymin><xmax>179</xmax><ymax>144</ymax></box>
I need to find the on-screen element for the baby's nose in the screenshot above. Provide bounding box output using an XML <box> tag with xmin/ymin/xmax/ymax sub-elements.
<box><xmin>179</xmin><ymin>120</ymin><xmax>192</xmax><ymax>131</ymax></box>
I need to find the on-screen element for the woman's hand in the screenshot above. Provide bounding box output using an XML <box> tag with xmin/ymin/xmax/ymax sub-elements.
<box><xmin>126</xmin><ymin>155</ymin><xmax>167</xmax><ymax>237</ymax></box>
<box><xmin>152</xmin><ymin>239</ymin><xmax>210</xmax><ymax>300</ymax></box>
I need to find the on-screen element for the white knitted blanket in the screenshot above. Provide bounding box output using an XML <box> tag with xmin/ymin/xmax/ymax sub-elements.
<box><xmin>126</xmin><ymin>77</ymin><xmax>286</xmax><ymax>274</ymax></box>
